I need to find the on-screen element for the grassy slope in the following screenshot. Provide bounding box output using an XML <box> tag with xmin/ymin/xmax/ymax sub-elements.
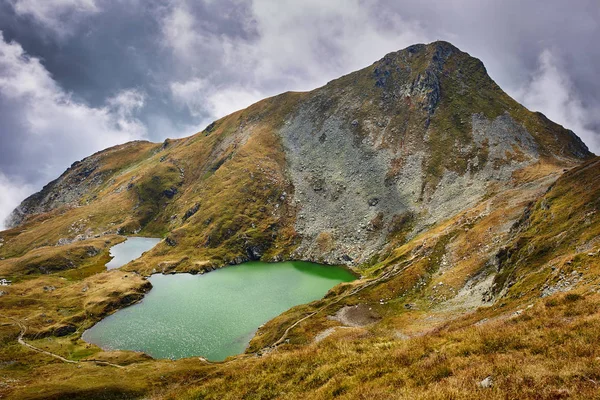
<box><xmin>1</xmin><ymin>42</ymin><xmax>590</xmax><ymax>275</ymax></box>
<box><xmin>126</xmin><ymin>91</ymin><xmax>306</xmax><ymax>273</ymax></box>
<box><xmin>0</xmin><ymin>141</ymin><xmax>161</xmax><ymax>260</ymax></box>
<box><xmin>0</xmin><ymin>42</ymin><xmax>596</xmax><ymax>399</ymax></box>
<box><xmin>177</xmin><ymin>293</ymin><xmax>600</xmax><ymax>400</ymax></box>
<box><xmin>171</xmin><ymin>157</ymin><xmax>600</xmax><ymax>399</ymax></box>
<box><xmin>2</xmin><ymin>158</ymin><xmax>599</xmax><ymax>399</ymax></box>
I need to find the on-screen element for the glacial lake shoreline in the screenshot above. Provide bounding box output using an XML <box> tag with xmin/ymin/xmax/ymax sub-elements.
<box><xmin>85</xmin><ymin>243</ymin><xmax>357</xmax><ymax>361</ymax></box>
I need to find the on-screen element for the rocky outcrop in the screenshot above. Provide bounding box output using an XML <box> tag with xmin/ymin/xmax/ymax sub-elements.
<box><xmin>6</xmin><ymin>156</ymin><xmax>103</xmax><ymax>227</ymax></box>
<box><xmin>6</xmin><ymin>141</ymin><xmax>154</xmax><ymax>227</ymax></box>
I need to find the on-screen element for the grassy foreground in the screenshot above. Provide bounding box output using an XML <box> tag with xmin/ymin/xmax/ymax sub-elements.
<box><xmin>4</xmin><ymin>291</ymin><xmax>599</xmax><ymax>399</ymax></box>
<box><xmin>0</xmin><ymin>158</ymin><xmax>598</xmax><ymax>399</ymax></box>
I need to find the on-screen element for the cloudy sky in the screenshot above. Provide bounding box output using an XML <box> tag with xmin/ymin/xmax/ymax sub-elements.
<box><xmin>0</xmin><ymin>0</ymin><xmax>599</xmax><ymax>227</ymax></box>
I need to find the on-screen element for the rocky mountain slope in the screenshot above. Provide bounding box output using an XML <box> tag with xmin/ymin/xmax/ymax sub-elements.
<box><xmin>0</xmin><ymin>41</ymin><xmax>598</xmax><ymax>400</ymax></box>
<box><xmin>3</xmin><ymin>41</ymin><xmax>590</xmax><ymax>271</ymax></box>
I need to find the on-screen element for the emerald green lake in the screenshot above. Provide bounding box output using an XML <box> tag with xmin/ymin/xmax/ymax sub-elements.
<box><xmin>82</xmin><ymin>261</ymin><xmax>355</xmax><ymax>361</ymax></box>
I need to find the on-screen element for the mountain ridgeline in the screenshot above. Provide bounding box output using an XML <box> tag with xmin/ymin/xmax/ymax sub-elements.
<box><xmin>3</xmin><ymin>41</ymin><xmax>600</xmax><ymax>400</ymax></box>
<box><xmin>4</xmin><ymin>41</ymin><xmax>591</xmax><ymax>273</ymax></box>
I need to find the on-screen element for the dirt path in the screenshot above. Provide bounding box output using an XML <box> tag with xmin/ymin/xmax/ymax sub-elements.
<box><xmin>0</xmin><ymin>314</ymin><xmax>124</xmax><ymax>369</ymax></box>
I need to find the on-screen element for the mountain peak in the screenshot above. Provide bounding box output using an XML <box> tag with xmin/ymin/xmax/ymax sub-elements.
<box><xmin>378</xmin><ymin>40</ymin><xmax>469</xmax><ymax>71</ymax></box>
<box><xmin>406</xmin><ymin>39</ymin><xmax>460</xmax><ymax>54</ymax></box>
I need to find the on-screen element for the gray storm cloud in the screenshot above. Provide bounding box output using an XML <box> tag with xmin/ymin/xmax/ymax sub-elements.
<box><xmin>0</xmin><ymin>0</ymin><xmax>599</xmax><ymax>228</ymax></box>
<box><xmin>0</xmin><ymin>31</ymin><xmax>148</xmax><ymax>226</ymax></box>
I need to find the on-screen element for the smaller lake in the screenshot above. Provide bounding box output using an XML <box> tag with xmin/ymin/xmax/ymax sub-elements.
<box><xmin>83</xmin><ymin>261</ymin><xmax>356</xmax><ymax>361</ymax></box>
<box><xmin>106</xmin><ymin>237</ymin><xmax>161</xmax><ymax>270</ymax></box>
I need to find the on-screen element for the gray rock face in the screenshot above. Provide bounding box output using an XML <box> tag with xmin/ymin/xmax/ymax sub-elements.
<box><xmin>53</xmin><ymin>324</ymin><xmax>76</xmax><ymax>337</ymax></box>
<box><xmin>272</xmin><ymin>42</ymin><xmax>564</xmax><ymax>265</ymax></box>
<box><xmin>6</xmin><ymin>157</ymin><xmax>104</xmax><ymax>227</ymax></box>
<box><xmin>279</xmin><ymin>102</ymin><xmax>412</xmax><ymax>264</ymax></box>
<box><xmin>422</xmin><ymin>113</ymin><xmax>539</xmax><ymax>226</ymax></box>
<box><xmin>279</xmin><ymin>107</ymin><xmax>541</xmax><ymax>265</ymax></box>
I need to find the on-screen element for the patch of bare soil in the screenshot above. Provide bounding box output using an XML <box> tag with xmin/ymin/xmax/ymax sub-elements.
<box><xmin>329</xmin><ymin>304</ymin><xmax>381</xmax><ymax>327</ymax></box>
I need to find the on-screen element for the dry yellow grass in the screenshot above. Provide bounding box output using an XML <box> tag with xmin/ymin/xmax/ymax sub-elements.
<box><xmin>1</xmin><ymin>290</ymin><xmax>598</xmax><ymax>400</ymax></box>
<box><xmin>2</xmin><ymin>157</ymin><xmax>598</xmax><ymax>399</ymax></box>
<box><xmin>0</xmin><ymin>44</ymin><xmax>597</xmax><ymax>398</ymax></box>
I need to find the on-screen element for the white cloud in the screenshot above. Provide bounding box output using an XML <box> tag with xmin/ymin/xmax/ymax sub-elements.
<box><xmin>160</xmin><ymin>3</ymin><xmax>199</xmax><ymax>62</ymax></box>
<box><xmin>9</xmin><ymin>0</ymin><xmax>99</xmax><ymax>37</ymax></box>
<box><xmin>248</xmin><ymin>0</ymin><xmax>427</xmax><ymax>86</ymax></box>
<box><xmin>0</xmin><ymin>173</ymin><xmax>34</xmax><ymax>230</ymax></box>
<box><xmin>206</xmin><ymin>86</ymin><xmax>264</xmax><ymax>118</ymax></box>
<box><xmin>170</xmin><ymin>78</ymin><xmax>208</xmax><ymax>117</ymax></box>
<box><xmin>170</xmin><ymin>78</ymin><xmax>264</xmax><ymax>119</ymax></box>
<box><xmin>161</xmin><ymin>0</ymin><xmax>429</xmax><ymax>119</ymax></box>
<box><xmin>145</xmin><ymin>113</ymin><xmax>200</xmax><ymax>140</ymax></box>
<box><xmin>514</xmin><ymin>50</ymin><xmax>600</xmax><ymax>154</ymax></box>
<box><xmin>0</xmin><ymin>32</ymin><xmax>148</xmax><ymax>224</ymax></box>
<box><xmin>106</xmin><ymin>88</ymin><xmax>147</xmax><ymax>132</ymax></box>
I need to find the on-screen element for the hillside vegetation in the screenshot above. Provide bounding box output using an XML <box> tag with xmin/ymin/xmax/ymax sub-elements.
<box><xmin>0</xmin><ymin>42</ymin><xmax>597</xmax><ymax>399</ymax></box>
